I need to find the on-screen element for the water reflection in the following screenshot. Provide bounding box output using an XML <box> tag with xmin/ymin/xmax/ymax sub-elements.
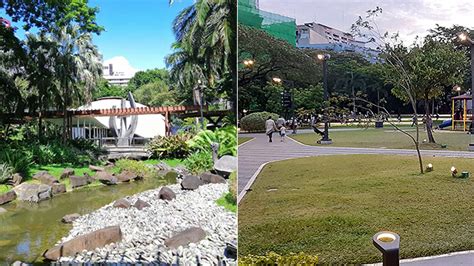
<box><xmin>0</xmin><ymin>174</ymin><xmax>176</xmax><ymax>263</ymax></box>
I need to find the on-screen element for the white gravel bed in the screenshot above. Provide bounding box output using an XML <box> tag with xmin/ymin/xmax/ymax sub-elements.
<box><xmin>57</xmin><ymin>183</ymin><xmax>236</xmax><ymax>265</ymax></box>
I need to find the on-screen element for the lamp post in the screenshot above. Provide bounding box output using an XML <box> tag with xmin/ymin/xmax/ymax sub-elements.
<box><xmin>458</xmin><ymin>33</ymin><xmax>474</xmax><ymax>135</ymax></box>
<box><xmin>317</xmin><ymin>53</ymin><xmax>332</xmax><ymax>144</ymax></box>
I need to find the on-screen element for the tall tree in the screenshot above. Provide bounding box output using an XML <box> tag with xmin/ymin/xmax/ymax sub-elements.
<box><xmin>167</xmin><ymin>0</ymin><xmax>236</xmax><ymax>108</ymax></box>
<box><xmin>50</xmin><ymin>25</ymin><xmax>102</xmax><ymax>142</ymax></box>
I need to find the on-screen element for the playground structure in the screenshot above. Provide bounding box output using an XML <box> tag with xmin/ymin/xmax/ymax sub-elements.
<box><xmin>449</xmin><ymin>94</ymin><xmax>472</xmax><ymax>131</ymax></box>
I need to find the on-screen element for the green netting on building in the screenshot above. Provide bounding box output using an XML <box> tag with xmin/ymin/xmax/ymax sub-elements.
<box><xmin>238</xmin><ymin>0</ymin><xmax>296</xmax><ymax>46</ymax></box>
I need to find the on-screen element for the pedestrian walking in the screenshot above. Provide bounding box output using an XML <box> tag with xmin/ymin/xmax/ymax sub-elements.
<box><xmin>280</xmin><ymin>125</ymin><xmax>287</xmax><ymax>142</ymax></box>
<box><xmin>265</xmin><ymin>116</ymin><xmax>277</xmax><ymax>143</ymax></box>
<box><xmin>411</xmin><ymin>114</ymin><xmax>417</xmax><ymax>127</ymax></box>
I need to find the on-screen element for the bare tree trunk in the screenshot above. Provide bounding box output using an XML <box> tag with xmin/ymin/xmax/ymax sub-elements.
<box><xmin>425</xmin><ymin>98</ymin><xmax>435</xmax><ymax>143</ymax></box>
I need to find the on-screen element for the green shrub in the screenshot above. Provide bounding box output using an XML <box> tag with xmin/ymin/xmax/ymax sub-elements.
<box><xmin>115</xmin><ymin>159</ymin><xmax>156</xmax><ymax>179</ymax></box>
<box><xmin>0</xmin><ymin>148</ymin><xmax>33</xmax><ymax>176</ymax></box>
<box><xmin>147</xmin><ymin>134</ymin><xmax>191</xmax><ymax>159</ymax></box>
<box><xmin>0</xmin><ymin>163</ymin><xmax>13</xmax><ymax>184</ymax></box>
<box><xmin>187</xmin><ymin>125</ymin><xmax>237</xmax><ymax>157</ymax></box>
<box><xmin>239</xmin><ymin>252</ymin><xmax>318</xmax><ymax>265</ymax></box>
<box><xmin>183</xmin><ymin>151</ymin><xmax>213</xmax><ymax>174</ymax></box>
<box><xmin>216</xmin><ymin>192</ymin><xmax>237</xmax><ymax>213</ymax></box>
<box><xmin>240</xmin><ymin>112</ymin><xmax>279</xmax><ymax>132</ymax></box>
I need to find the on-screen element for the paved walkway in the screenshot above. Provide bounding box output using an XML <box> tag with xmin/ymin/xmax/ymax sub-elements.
<box><xmin>238</xmin><ymin>132</ymin><xmax>474</xmax><ymax>265</ymax></box>
<box><xmin>238</xmin><ymin>132</ymin><xmax>474</xmax><ymax>201</ymax></box>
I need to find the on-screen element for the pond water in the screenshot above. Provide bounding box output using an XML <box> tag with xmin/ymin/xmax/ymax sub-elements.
<box><xmin>0</xmin><ymin>174</ymin><xmax>176</xmax><ymax>263</ymax></box>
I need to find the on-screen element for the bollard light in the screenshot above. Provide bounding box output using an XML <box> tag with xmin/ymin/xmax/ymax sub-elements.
<box><xmin>426</xmin><ymin>163</ymin><xmax>433</xmax><ymax>172</ymax></box>
<box><xmin>461</xmin><ymin>171</ymin><xmax>470</xmax><ymax>178</ymax></box>
<box><xmin>451</xmin><ymin>166</ymin><xmax>458</xmax><ymax>177</ymax></box>
<box><xmin>373</xmin><ymin>231</ymin><xmax>400</xmax><ymax>266</ymax></box>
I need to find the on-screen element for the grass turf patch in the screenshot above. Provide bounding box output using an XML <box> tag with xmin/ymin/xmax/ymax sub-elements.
<box><xmin>238</xmin><ymin>154</ymin><xmax>474</xmax><ymax>264</ymax></box>
<box><xmin>291</xmin><ymin>127</ymin><xmax>471</xmax><ymax>151</ymax></box>
<box><xmin>239</xmin><ymin>137</ymin><xmax>254</xmax><ymax>145</ymax></box>
<box><xmin>216</xmin><ymin>192</ymin><xmax>237</xmax><ymax>213</ymax></box>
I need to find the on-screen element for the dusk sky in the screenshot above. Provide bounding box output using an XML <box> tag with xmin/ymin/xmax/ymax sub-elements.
<box><xmin>259</xmin><ymin>0</ymin><xmax>474</xmax><ymax>44</ymax></box>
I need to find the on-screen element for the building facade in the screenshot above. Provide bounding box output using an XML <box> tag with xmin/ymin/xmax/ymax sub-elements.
<box><xmin>297</xmin><ymin>22</ymin><xmax>380</xmax><ymax>62</ymax></box>
<box><xmin>102</xmin><ymin>56</ymin><xmax>138</xmax><ymax>86</ymax></box>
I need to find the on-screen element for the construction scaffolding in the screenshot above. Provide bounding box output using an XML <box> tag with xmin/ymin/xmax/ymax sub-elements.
<box><xmin>238</xmin><ymin>0</ymin><xmax>296</xmax><ymax>46</ymax></box>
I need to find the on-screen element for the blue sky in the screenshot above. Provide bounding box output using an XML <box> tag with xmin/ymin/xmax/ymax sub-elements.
<box><xmin>1</xmin><ymin>0</ymin><xmax>194</xmax><ymax>71</ymax></box>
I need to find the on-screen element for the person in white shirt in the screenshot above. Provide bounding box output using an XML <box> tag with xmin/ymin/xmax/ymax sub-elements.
<box><xmin>280</xmin><ymin>125</ymin><xmax>286</xmax><ymax>142</ymax></box>
<box><xmin>265</xmin><ymin>117</ymin><xmax>277</xmax><ymax>142</ymax></box>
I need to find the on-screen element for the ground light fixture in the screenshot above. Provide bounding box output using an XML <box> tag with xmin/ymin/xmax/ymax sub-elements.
<box><xmin>243</xmin><ymin>59</ymin><xmax>254</xmax><ymax>68</ymax></box>
<box><xmin>272</xmin><ymin>77</ymin><xmax>282</xmax><ymax>84</ymax></box>
<box><xmin>316</xmin><ymin>53</ymin><xmax>332</xmax><ymax>144</ymax></box>
<box><xmin>426</xmin><ymin>163</ymin><xmax>433</xmax><ymax>172</ymax></box>
<box><xmin>451</xmin><ymin>166</ymin><xmax>458</xmax><ymax>177</ymax></box>
<box><xmin>373</xmin><ymin>231</ymin><xmax>400</xmax><ymax>266</ymax></box>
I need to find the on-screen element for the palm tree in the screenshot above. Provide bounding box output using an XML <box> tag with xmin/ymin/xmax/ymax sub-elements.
<box><xmin>49</xmin><ymin>25</ymin><xmax>102</xmax><ymax>142</ymax></box>
<box><xmin>167</xmin><ymin>0</ymin><xmax>236</xmax><ymax>107</ymax></box>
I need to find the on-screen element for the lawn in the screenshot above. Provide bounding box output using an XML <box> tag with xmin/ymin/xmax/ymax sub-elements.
<box><xmin>291</xmin><ymin>127</ymin><xmax>471</xmax><ymax>151</ymax></box>
<box><xmin>239</xmin><ymin>137</ymin><xmax>254</xmax><ymax>145</ymax></box>
<box><xmin>238</xmin><ymin>155</ymin><xmax>474</xmax><ymax>264</ymax></box>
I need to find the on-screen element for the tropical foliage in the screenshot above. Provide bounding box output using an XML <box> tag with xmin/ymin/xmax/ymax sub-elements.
<box><xmin>147</xmin><ymin>134</ymin><xmax>191</xmax><ymax>159</ymax></box>
<box><xmin>167</xmin><ymin>0</ymin><xmax>236</xmax><ymax>108</ymax></box>
<box><xmin>183</xmin><ymin>150</ymin><xmax>214</xmax><ymax>174</ymax></box>
<box><xmin>187</xmin><ymin>125</ymin><xmax>237</xmax><ymax>156</ymax></box>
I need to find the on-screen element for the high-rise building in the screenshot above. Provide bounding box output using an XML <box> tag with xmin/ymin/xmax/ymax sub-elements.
<box><xmin>102</xmin><ymin>56</ymin><xmax>138</xmax><ymax>86</ymax></box>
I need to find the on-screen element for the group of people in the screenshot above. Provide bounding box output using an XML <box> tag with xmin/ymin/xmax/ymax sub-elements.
<box><xmin>265</xmin><ymin>116</ymin><xmax>293</xmax><ymax>143</ymax></box>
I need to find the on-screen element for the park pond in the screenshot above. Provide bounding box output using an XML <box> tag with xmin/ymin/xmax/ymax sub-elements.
<box><xmin>0</xmin><ymin>174</ymin><xmax>176</xmax><ymax>263</ymax></box>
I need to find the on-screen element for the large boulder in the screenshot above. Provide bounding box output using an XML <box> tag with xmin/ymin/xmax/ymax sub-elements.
<box><xmin>51</xmin><ymin>183</ymin><xmax>66</xmax><ymax>195</ymax></box>
<box><xmin>155</xmin><ymin>162</ymin><xmax>172</xmax><ymax>172</ymax></box>
<box><xmin>200</xmin><ymin>172</ymin><xmax>226</xmax><ymax>184</ymax></box>
<box><xmin>13</xmin><ymin>183</ymin><xmax>51</xmax><ymax>203</ymax></box>
<box><xmin>214</xmin><ymin>155</ymin><xmax>237</xmax><ymax>177</ymax></box>
<box><xmin>95</xmin><ymin>171</ymin><xmax>117</xmax><ymax>185</ymax></box>
<box><xmin>11</xmin><ymin>173</ymin><xmax>22</xmax><ymax>187</ymax></box>
<box><xmin>181</xmin><ymin>175</ymin><xmax>203</xmax><ymax>190</ymax></box>
<box><xmin>89</xmin><ymin>165</ymin><xmax>105</xmax><ymax>172</ymax></box>
<box><xmin>133</xmin><ymin>198</ymin><xmax>150</xmax><ymax>210</ymax></box>
<box><xmin>33</xmin><ymin>171</ymin><xmax>58</xmax><ymax>186</ymax></box>
<box><xmin>70</xmin><ymin>175</ymin><xmax>90</xmax><ymax>189</ymax></box>
<box><xmin>60</xmin><ymin>168</ymin><xmax>75</xmax><ymax>180</ymax></box>
<box><xmin>158</xmin><ymin>187</ymin><xmax>176</xmax><ymax>201</ymax></box>
<box><xmin>174</xmin><ymin>165</ymin><xmax>190</xmax><ymax>178</ymax></box>
<box><xmin>113</xmin><ymin>198</ymin><xmax>131</xmax><ymax>209</ymax></box>
<box><xmin>164</xmin><ymin>227</ymin><xmax>206</xmax><ymax>249</ymax></box>
<box><xmin>116</xmin><ymin>171</ymin><xmax>137</xmax><ymax>182</ymax></box>
<box><xmin>0</xmin><ymin>190</ymin><xmax>16</xmax><ymax>205</ymax></box>
<box><xmin>43</xmin><ymin>226</ymin><xmax>122</xmax><ymax>261</ymax></box>
<box><xmin>61</xmin><ymin>213</ymin><xmax>80</xmax><ymax>224</ymax></box>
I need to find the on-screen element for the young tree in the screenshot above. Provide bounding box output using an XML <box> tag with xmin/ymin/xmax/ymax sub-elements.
<box><xmin>389</xmin><ymin>39</ymin><xmax>467</xmax><ymax>143</ymax></box>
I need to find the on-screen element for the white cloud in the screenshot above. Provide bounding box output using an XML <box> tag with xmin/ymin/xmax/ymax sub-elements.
<box><xmin>258</xmin><ymin>0</ymin><xmax>474</xmax><ymax>44</ymax></box>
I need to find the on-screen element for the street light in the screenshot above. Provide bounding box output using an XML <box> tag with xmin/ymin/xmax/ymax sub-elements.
<box><xmin>458</xmin><ymin>32</ymin><xmax>474</xmax><ymax>137</ymax></box>
<box><xmin>317</xmin><ymin>53</ymin><xmax>332</xmax><ymax>144</ymax></box>
<box><xmin>453</xmin><ymin>85</ymin><xmax>462</xmax><ymax>96</ymax></box>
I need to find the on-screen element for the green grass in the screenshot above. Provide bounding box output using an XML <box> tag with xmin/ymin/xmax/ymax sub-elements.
<box><xmin>216</xmin><ymin>192</ymin><xmax>237</xmax><ymax>213</ymax></box>
<box><xmin>238</xmin><ymin>155</ymin><xmax>474</xmax><ymax>264</ymax></box>
<box><xmin>291</xmin><ymin>127</ymin><xmax>471</xmax><ymax>151</ymax></box>
<box><xmin>142</xmin><ymin>158</ymin><xmax>183</xmax><ymax>167</ymax></box>
<box><xmin>0</xmin><ymin>184</ymin><xmax>11</xmax><ymax>194</ymax></box>
<box><xmin>239</xmin><ymin>137</ymin><xmax>254</xmax><ymax>145</ymax></box>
